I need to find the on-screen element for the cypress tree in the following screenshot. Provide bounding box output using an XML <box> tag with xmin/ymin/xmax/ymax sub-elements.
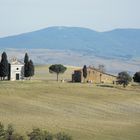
<box><xmin>24</xmin><ymin>53</ymin><xmax>29</xmax><ymax>64</ymax></box>
<box><xmin>24</xmin><ymin>53</ymin><xmax>29</xmax><ymax>78</ymax></box>
<box><xmin>0</xmin><ymin>52</ymin><xmax>9</xmax><ymax>80</ymax></box>
<box><xmin>24</xmin><ymin>53</ymin><xmax>35</xmax><ymax>80</ymax></box>
<box><xmin>28</xmin><ymin>60</ymin><xmax>35</xmax><ymax>79</ymax></box>
<box><xmin>82</xmin><ymin>65</ymin><xmax>87</xmax><ymax>82</ymax></box>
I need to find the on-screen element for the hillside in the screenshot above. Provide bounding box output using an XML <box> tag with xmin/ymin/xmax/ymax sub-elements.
<box><xmin>0</xmin><ymin>27</ymin><xmax>140</xmax><ymax>59</ymax></box>
<box><xmin>0</xmin><ymin>66</ymin><xmax>140</xmax><ymax>140</ymax></box>
<box><xmin>0</xmin><ymin>27</ymin><xmax>140</xmax><ymax>74</ymax></box>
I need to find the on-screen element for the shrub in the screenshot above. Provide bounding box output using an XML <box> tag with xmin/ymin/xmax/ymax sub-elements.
<box><xmin>28</xmin><ymin>128</ymin><xmax>44</xmax><ymax>140</ymax></box>
<box><xmin>0</xmin><ymin>123</ymin><xmax>72</xmax><ymax>140</ymax></box>
<box><xmin>28</xmin><ymin>128</ymin><xmax>53</xmax><ymax>140</ymax></box>
<box><xmin>4</xmin><ymin>124</ymin><xmax>25</xmax><ymax>140</ymax></box>
<box><xmin>55</xmin><ymin>132</ymin><xmax>72</xmax><ymax>140</ymax></box>
<box><xmin>0</xmin><ymin>122</ymin><xmax>5</xmax><ymax>139</ymax></box>
<box><xmin>44</xmin><ymin>131</ymin><xmax>53</xmax><ymax>140</ymax></box>
<box><xmin>8</xmin><ymin>133</ymin><xmax>25</xmax><ymax>140</ymax></box>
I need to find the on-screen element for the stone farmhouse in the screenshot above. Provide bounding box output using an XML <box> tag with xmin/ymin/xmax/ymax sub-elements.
<box><xmin>8</xmin><ymin>58</ymin><xmax>24</xmax><ymax>81</ymax></box>
<box><xmin>72</xmin><ymin>66</ymin><xmax>117</xmax><ymax>84</ymax></box>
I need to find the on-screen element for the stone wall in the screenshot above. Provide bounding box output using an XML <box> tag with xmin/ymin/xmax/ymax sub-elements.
<box><xmin>73</xmin><ymin>67</ymin><xmax>117</xmax><ymax>84</ymax></box>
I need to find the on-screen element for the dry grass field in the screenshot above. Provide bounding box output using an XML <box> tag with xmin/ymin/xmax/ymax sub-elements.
<box><xmin>0</xmin><ymin>65</ymin><xmax>140</xmax><ymax>140</ymax></box>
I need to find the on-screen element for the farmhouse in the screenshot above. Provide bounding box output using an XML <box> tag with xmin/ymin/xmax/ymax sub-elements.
<box><xmin>8</xmin><ymin>58</ymin><xmax>24</xmax><ymax>81</ymax></box>
<box><xmin>72</xmin><ymin>66</ymin><xmax>117</xmax><ymax>84</ymax></box>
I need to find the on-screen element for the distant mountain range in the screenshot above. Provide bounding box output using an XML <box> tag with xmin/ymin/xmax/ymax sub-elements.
<box><xmin>0</xmin><ymin>26</ymin><xmax>140</xmax><ymax>74</ymax></box>
<box><xmin>0</xmin><ymin>26</ymin><xmax>140</xmax><ymax>59</ymax></box>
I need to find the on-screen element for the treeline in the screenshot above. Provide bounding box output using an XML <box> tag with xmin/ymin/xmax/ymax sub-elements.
<box><xmin>0</xmin><ymin>123</ymin><xmax>72</xmax><ymax>140</ymax></box>
<box><xmin>0</xmin><ymin>52</ymin><xmax>34</xmax><ymax>80</ymax></box>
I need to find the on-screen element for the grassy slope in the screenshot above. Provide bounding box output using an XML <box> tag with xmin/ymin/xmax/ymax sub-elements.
<box><xmin>0</xmin><ymin>65</ymin><xmax>140</xmax><ymax>140</ymax></box>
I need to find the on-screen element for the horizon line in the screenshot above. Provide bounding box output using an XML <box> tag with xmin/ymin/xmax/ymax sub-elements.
<box><xmin>0</xmin><ymin>26</ymin><xmax>140</xmax><ymax>38</ymax></box>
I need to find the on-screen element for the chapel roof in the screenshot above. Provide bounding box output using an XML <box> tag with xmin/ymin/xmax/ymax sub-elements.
<box><xmin>9</xmin><ymin>57</ymin><xmax>24</xmax><ymax>65</ymax></box>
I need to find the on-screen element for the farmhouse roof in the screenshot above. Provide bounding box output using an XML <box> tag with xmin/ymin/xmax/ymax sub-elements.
<box><xmin>74</xmin><ymin>66</ymin><xmax>117</xmax><ymax>77</ymax></box>
<box><xmin>88</xmin><ymin>66</ymin><xmax>117</xmax><ymax>77</ymax></box>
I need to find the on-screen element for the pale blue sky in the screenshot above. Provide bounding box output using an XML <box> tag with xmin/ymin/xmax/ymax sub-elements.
<box><xmin>0</xmin><ymin>0</ymin><xmax>140</xmax><ymax>37</ymax></box>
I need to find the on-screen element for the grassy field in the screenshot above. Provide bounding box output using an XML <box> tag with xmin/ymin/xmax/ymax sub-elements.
<box><xmin>0</xmin><ymin>65</ymin><xmax>140</xmax><ymax>140</ymax></box>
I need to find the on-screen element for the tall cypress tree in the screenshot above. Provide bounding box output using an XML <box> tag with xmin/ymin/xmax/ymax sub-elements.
<box><xmin>24</xmin><ymin>53</ymin><xmax>29</xmax><ymax>64</ymax></box>
<box><xmin>82</xmin><ymin>65</ymin><xmax>87</xmax><ymax>82</ymax></box>
<box><xmin>24</xmin><ymin>53</ymin><xmax>35</xmax><ymax>79</ymax></box>
<box><xmin>28</xmin><ymin>60</ymin><xmax>35</xmax><ymax>79</ymax></box>
<box><xmin>24</xmin><ymin>53</ymin><xmax>29</xmax><ymax>78</ymax></box>
<box><xmin>0</xmin><ymin>52</ymin><xmax>9</xmax><ymax>80</ymax></box>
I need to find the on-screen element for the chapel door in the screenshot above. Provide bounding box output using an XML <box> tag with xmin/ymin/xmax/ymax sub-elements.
<box><xmin>16</xmin><ymin>74</ymin><xmax>20</xmax><ymax>80</ymax></box>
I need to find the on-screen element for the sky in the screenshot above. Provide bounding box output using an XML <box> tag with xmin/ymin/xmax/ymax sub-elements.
<box><xmin>0</xmin><ymin>0</ymin><xmax>140</xmax><ymax>37</ymax></box>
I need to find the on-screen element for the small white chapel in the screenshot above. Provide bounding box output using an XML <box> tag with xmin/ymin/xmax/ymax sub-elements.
<box><xmin>8</xmin><ymin>58</ymin><xmax>24</xmax><ymax>81</ymax></box>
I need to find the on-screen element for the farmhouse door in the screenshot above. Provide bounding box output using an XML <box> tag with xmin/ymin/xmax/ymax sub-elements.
<box><xmin>16</xmin><ymin>74</ymin><xmax>20</xmax><ymax>80</ymax></box>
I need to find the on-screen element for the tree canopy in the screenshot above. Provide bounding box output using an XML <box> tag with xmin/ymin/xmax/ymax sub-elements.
<box><xmin>117</xmin><ymin>71</ymin><xmax>132</xmax><ymax>87</ymax></box>
<box><xmin>133</xmin><ymin>71</ymin><xmax>140</xmax><ymax>83</ymax></box>
<box><xmin>49</xmin><ymin>64</ymin><xmax>67</xmax><ymax>81</ymax></box>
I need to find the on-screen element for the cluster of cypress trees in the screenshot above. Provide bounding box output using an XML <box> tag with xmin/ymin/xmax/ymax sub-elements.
<box><xmin>24</xmin><ymin>53</ymin><xmax>35</xmax><ymax>80</ymax></box>
<box><xmin>0</xmin><ymin>52</ymin><xmax>9</xmax><ymax>80</ymax></box>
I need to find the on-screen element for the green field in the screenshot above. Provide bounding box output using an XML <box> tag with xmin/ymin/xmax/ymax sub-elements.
<box><xmin>0</xmin><ymin>66</ymin><xmax>140</xmax><ymax>140</ymax></box>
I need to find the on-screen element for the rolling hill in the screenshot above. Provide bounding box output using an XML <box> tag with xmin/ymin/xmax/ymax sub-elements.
<box><xmin>0</xmin><ymin>27</ymin><xmax>140</xmax><ymax>59</ymax></box>
<box><xmin>0</xmin><ymin>66</ymin><xmax>140</xmax><ymax>140</ymax></box>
